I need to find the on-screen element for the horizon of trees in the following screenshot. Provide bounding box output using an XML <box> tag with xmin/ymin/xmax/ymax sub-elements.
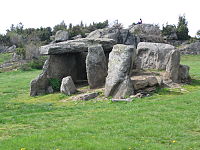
<box><xmin>1</xmin><ymin>16</ymin><xmax>200</xmax><ymax>48</ymax></box>
<box><xmin>0</xmin><ymin>20</ymin><xmax>109</xmax><ymax>47</ymax></box>
<box><xmin>162</xmin><ymin>15</ymin><xmax>191</xmax><ymax>40</ymax></box>
<box><xmin>0</xmin><ymin>20</ymin><xmax>109</xmax><ymax>60</ymax></box>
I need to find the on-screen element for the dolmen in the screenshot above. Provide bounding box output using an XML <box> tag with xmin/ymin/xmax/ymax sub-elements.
<box><xmin>30</xmin><ymin>26</ymin><xmax>191</xmax><ymax>99</ymax></box>
<box><xmin>30</xmin><ymin>38</ymin><xmax>116</xmax><ymax>96</ymax></box>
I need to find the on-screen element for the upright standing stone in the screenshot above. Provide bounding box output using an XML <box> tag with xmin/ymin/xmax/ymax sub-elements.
<box><xmin>165</xmin><ymin>50</ymin><xmax>180</xmax><ymax>83</ymax></box>
<box><xmin>86</xmin><ymin>45</ymin><xmax>107</xmax><ymax>89</ymax></box>
<box><xmin>30</xmin><ymin>59</ymin><xmax>50</xmax><ymax>96</ymax></box>
<box><xmin>105</xmin><ymin>44</ymin><xmax>135</xmax><ymax>99</ymax></box>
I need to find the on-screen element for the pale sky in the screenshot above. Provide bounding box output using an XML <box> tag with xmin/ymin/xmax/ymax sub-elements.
<box><xmin>0</xmin><ymin>0</ymin><xmax>199</xmax><ymax>36</ymax></box>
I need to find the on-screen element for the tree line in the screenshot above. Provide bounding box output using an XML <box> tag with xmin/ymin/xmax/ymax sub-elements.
<box><xmin>162</xmin><ymin>15</ymin><xmax>200</xmax><ymax>40</ymax></box>
<box><xmin>0</xmin><ymin>20</ymin><xmax>109</xmax><ymax>47</ymax></box>
<box><xmin>1</xmin><ymin>16</ymin><xmax>200</xmax><ymax>49</ymax></box>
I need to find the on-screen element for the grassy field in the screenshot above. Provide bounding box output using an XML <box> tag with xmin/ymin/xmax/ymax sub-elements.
<box><xmin>0</xmin><ymin>55</ymin><xmax>200</xmax><ymax>150</ymax></box>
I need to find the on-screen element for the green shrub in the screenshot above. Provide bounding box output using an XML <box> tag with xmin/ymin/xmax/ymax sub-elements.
<box><xmin>176</xmin><ymin>15</ymin><xmax>190</xmax><ymax>40</ymax></box>
<box><xmin>48</xmin><ymin>78</ymin><xmax>61</xmax><ymax>91</ymax></box>
<box><xmin>28</xmin><ymin>56</ymin><xmax>47</xmax><ymax>69</ymax></box>
<box><xmin>19</xmin><ymin>63</ymin><xmax>32</xmax><ymax>71</ymax></box>
<box><xmin>162</xmin><ymin>24</ymin><xmax>176</xmax><ymax>36</ymax></box>
<box><xmin>0</xmin><ymin>34</ymin><xmax>11</xmax><ymax>46</ymax></box>
<box><xmin>16</xmin><ymin>47</ymin><xmax>26</xmax><ymax>59</ymax></box>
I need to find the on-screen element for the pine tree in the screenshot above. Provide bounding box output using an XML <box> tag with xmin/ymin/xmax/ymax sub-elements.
<box><xmin>176</xmin><ymin>15</ymin><xmax>190</xmax><ymax>40</ymax></box>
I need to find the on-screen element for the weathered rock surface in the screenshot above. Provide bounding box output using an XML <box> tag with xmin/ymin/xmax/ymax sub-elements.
<box><xmin>135</xmin><ymin>42</ymin><xmax>190</xmax><ymax>84</ymax></box>
<box><xmin>30</xmin><ymin>59</ymin><xmax>50</xmax><ymax>96</ymax></box>
<box><xmin>72</xmin><ymin>34</ymin><xmax>82</xmax><ymax>40</ymax></box>
<box><xmin>130</xmin><ymin>24</ymin><xmax>161</xmax><ymax>35</ymax></box>
<box><xmin>140</xmin><ymin>86</ymin><xmax>157</xmax><ymax>94</ymax></box>
<box><xmin>147</xmin><ymin>76</ymin><xmax>159</xmax><ymax>86</ymax></box>
<box><xmin>131</xmin><ymin>71</ymin><xmax>159</xmax><ymax>90</ymax></box>
<box><xmin>165</xmin><ymin>50</ymin><xmax>180</xmax><ymax>83</ymax></box>
<box><xmin>130</xmin><ymin>93</ymin><xmax>144</xmax><ymax>98</ymax></box>
<box><xmin>179</xmin><ymin>64</ymin><xmax>190</xmax><ymax>82</ymax></box>
<box><xmin>0</xmin><ymin>45</ymin><xmax>16</xmax><ymax>53</ymax></box>
<box><xmin>75</xmin><ymin>92</ymin><xmax>99</xmax><ymax>101</ymax></box>
<box><xmin>12</xmin><ymin>52</ymin><xmax>23</xmax><ymax>61</ymax></box>
<box><xmin>178</xmin><ymin>41</ymin><xmax>200</xmax><ymax>55</ymax></box>
<box><xmin>40</xmin><ymin>38</ymin><xmax>116</xmax><ymax>55</ymax></box>
<box><xmin>87</xmin><ymin>27</ymin><xmax>120</xmax><ymax>42</ymax></box>
<box><xmin>55</xmin><ymin>30</ymin><xmax>69</xmax><ymax>42</ymax></box>
<box><xmin>129</xmin><ymin>24</ymin><xmax>164</xmax><ymax>43</ymax></box>
<box><xmin>119</xmin><ymin>29</ymin><xmax>140</xmax><ymax>45</ymax></box>
<box><xmin>105</xmin><ymin>44</ymin><xmax>135</xmax><ymax>98</ymax></box>
<box><xmin>111</xmin><ymin>98</ymin><xmax>132</xmax><ymax>102</ymax></box>
<box><xmin>86</xmin><ymin>45</ymin><xmax>107</xmax><ymax>89</ymax></box>
<box><xmin>7</xmin><ymin>45</ymin><xmax>16</xmax><ymax>53</ymax></box>
<box><xmin>60</xmin><ymin>76</ymin><xmax>77</xmax><ymax>95</ymax></box>
<box><xmin>87</xmin><ymin>27</ymin><xmax>139</xmax><ymax>46</ymax></box>
<box><xmin>0</xmin><ymin>45</ymin><xmax>8</xmax><ymax>53</ymax></box>
<box><xmin>136</xmin><ymin>42</ymin><xmax>175</xmax><ymax>70</ymax></box>
<box><xmin>132</xmin><ymin>79</ymin><xmax>148</xmax><ymax>90</ymax></box>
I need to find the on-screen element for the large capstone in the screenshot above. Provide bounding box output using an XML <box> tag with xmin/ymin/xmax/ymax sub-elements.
<box><xmin>136</xmin><ymin>42</ymin><xmax>175</xmax><ymax>70</ymax></box>
<box><xmin>40</xmin><ymin>38</ymin><xmax>116</xmax><ymax>55</ymax></box>
<box><xmin>86</xmin><ymin>45</ymin><xmax>107</xmax><ymax>89</ymax></box>
<box><xmin>105</xmin><ymin>44</ymin><xmax>136</xmax><ymax>98</ymax></box>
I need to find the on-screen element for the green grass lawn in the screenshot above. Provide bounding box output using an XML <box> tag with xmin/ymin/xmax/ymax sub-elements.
<box><xmin>0</xmin><ymin>55</ymin><xmax>200</xmax><ymax>150</ymax></box>
<box><xmin>0</xmin><ymin>53</ymin><xmax>12</xmax><ymax>65</ymax></box>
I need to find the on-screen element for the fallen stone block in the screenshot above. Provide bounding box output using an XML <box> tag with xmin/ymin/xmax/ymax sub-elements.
<box><xmin>75</xmin><ymin>92</ymin><xmax>99</xmax><ymax>101</ymax></box>
<box><xmin>111</xmin><ymin>98</ymin><xmax>132</xmax><ymax>102</ymax></box>
<box><xmin>60</xmin><ymin>76</ymin><xmax>77</xmax><ymax>95</ymax></box>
